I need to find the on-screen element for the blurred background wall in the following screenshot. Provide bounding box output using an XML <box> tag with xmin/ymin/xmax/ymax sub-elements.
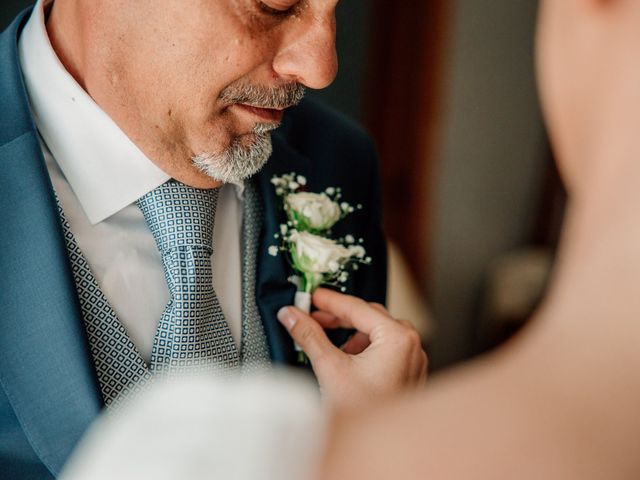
<box><xmin>1</xmin><ymin>1</ymin><xmax>556</xmax><ymax>372</ymax></box>
<box><xmin>428</xmin><ymin>0</ymin><xmax>547</xmax><ymax>367</ymax></box>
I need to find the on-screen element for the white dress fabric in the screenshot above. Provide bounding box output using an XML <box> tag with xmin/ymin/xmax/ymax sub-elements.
<box><xmin>60</xmin><ymin>373</ymin><xmax>326</xmax><ymax>480</ymax></box>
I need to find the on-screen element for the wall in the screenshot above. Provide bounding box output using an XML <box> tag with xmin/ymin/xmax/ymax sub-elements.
<box><xmin>307</xmin><ymin>0</ymin><xmax>372</xmax><ymax>123</ymax></box>
<box><xmin>428</xmin><ymin>0</ymin><xmax>546</xmax><ymax>368</ymax></box>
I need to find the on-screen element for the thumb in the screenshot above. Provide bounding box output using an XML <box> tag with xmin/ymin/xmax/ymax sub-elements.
<box><xmin>277</xmin><ymin>306</ymin><xmax>342</xmax><ymax>363</ymax></box>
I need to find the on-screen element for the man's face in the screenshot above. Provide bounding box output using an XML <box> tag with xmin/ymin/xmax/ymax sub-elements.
<box><xmin>83</xmin><ymin>0</ymin><xmax>339</xmax><ymax>186</ymax></box>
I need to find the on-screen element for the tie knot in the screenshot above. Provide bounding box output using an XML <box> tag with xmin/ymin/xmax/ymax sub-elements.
<box><xmin>136</xmin><ymin>180</ymin><xmax>219</xmax><ymax>253</ymax></box>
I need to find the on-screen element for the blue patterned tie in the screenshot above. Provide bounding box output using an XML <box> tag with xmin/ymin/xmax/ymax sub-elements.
<box><xmin>136</xmin><ymin>180</ymin><xmax>240</xmax><ymax>374</ymax></box>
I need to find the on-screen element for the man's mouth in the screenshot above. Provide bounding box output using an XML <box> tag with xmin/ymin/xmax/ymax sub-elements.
<box><xmin>235</xmin><ymin>103</ymin><xmax>285</xmax><ymax>123</ymax></box>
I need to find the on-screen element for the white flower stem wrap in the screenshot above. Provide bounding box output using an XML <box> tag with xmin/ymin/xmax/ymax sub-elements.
<box><xmin>293</xmin><ymin>292</ymin><xmax>312</xmax><ymax>356</ymax></box>
<box><xmin>294</xmin><ymin>291</ymin><xmax>312</xmax><ymax>314</ymax></box>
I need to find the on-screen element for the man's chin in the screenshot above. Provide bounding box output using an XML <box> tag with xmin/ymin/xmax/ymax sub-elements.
<box><xmin>237</xmin><ymin>131</ymin><xmax>262</xmax><ymax>149</ymax></box>
<box><xmin>192</xmin><ymin>131</ymin><xmax>273</xmax><ymax>184</ymax></box>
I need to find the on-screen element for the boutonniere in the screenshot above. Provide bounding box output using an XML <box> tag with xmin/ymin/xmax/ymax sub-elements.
<box><xmin>269</xmin><ymin>173</ymin><xmax>372</xmax><ymax>363</ymax></box>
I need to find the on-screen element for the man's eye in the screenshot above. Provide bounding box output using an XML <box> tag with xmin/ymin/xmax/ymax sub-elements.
<box><xmin>258</xmin><ymin>1</ymin><xmax>294</xmax><ymax>17</ymax></box>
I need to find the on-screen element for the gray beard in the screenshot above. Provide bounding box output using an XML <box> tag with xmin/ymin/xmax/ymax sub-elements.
<box><xmin>192</xmin><ymin>123</ymin><xmax>278</xmax><ymax>183</ymax></box>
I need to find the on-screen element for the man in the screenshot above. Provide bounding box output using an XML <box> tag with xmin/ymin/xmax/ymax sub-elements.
<box><xmin>0</xmin><ymin>1</ymin><xmax>425</xmax><ymax>478</ymax></box>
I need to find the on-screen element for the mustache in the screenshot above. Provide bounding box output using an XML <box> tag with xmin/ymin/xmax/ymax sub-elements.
<box><xmin>219</xmin><ymin>82</ymin><xmax>306</xmax><ymax>110</ymax></box>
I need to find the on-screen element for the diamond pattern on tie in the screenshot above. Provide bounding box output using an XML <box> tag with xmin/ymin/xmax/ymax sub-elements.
<box><xmin>56</xmin><ymin>178</ymin><xmax>271</xmax><ymax>409</ymax></box>
<box><xmin>57</xmin><ymin>200</ymin><xmax>151</xmax><ymax>408</ymax></box>
<box><xmin>239</xmin><ymin>180</ymin><xmax>271</xmax><ymax>372</ymax></box>
<box><xmin>137</xmin><ymin>180</ymin><xmax>240</xmax><ymax>374</ymax></box>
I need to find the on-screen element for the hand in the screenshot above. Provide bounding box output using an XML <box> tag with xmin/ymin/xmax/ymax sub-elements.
<box><xmin>277</xmin><ymin>288</ymin><xmax>428</xmax><ymax>410</ymax></box>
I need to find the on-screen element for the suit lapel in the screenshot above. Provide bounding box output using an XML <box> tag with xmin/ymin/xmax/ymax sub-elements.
<box><xmin>254</xmin><ymin>132</ymin><xmax>311</xmax><ymax>366</ymax></box>
<box><xmin>0</xmin><ymin>11</ymin><xmax>102</xmax><ymax>476</ymax></box>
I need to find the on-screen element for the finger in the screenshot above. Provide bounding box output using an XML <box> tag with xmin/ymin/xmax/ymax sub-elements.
<box><xmin>312</xmin><ymin>310</ymin><xmax>372</xmax><ymax>353</ymax></box>
<box><xmin>312</xmin><ymin>288</ymin><xmax>395</xmax><ymax>334</ymax></box>
<box><xmin>369</xmin><ymin>303</ymin><xmax>390</xmax><ymax>315</ymax></box>
<box><xmin>277</xmin><ymin>306</ymin><xmax>342</xmax><ymax>363</ymax></box>
<box><xmin>412</xmin><ymin>356</ymin><xmax>428</xmax><ymax>386</ymax></box>
<box><xmin>311</xmin><ymin>310</ymin><xmax>342</xmax><ymax>328</ymax></box>
<box><xmin>397</xmin><ymin>319</ymin><xmax>418</xmax><ymax>330</ymax></box>
<box><xmin>340</xmin><ymin>332</ymin><xmax>371</xmax><ymax>355</ymax></box>
<box><xmin>420</xmin><ymin>351</ymin><xmax>429</xmax><ymax>381</ymax></box>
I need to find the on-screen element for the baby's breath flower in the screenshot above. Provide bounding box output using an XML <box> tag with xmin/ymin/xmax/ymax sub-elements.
<box><xmin>348</xmin><ymin>245</ymin><xmax>366</xmax><ymax>259</ymax></box>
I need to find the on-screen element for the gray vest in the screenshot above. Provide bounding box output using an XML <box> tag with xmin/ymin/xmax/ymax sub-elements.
<box><xmin>56</xmin><ymin>180</ymin><xmax>271</xmax><ymax>407</ymax></box>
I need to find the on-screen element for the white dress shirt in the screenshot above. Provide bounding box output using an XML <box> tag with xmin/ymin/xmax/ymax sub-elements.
<box><xmin>18</xmin><ymin>0</ymin><xmax>245</xmax><ymax>362</ymax></box>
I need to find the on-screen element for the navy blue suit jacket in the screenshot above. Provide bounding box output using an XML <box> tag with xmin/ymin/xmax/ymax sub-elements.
<box><xmin>0</xmin><ymin>9</ymin><xmax>387</xmax><ymax>479</ymax></box>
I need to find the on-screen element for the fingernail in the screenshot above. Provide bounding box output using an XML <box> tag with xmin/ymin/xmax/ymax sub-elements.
<box><xmin>277</xmin><ymin>307</ymin><xmax>298</xmax><ymax>330</ymax></box>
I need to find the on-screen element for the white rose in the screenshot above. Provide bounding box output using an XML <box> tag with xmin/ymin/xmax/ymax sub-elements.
<box><xmin>285</xmin><ymin>192</ymin><xmax>342</xmax><ymax>232</ymax></box>
<box><xmin>289</xmin><ymin>231</ymin><xmax>353</xmax><ymax>275</ymax></box>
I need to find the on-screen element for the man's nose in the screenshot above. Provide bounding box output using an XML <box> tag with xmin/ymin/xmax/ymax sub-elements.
<box><xmin>272</xmin><ymin>16</ymin><xmax>338</xmax><ymax>90</ymax></box>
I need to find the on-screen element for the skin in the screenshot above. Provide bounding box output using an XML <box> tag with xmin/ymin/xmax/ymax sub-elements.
<box><xmin>282</xmin><ymin>0</ymin><xmax>640</xmax><ymax>478</ymax></box>
<box><xmin>46</xmin><ymin>0</ymin><xmax>339</xmax><ymax>188</ymax></box>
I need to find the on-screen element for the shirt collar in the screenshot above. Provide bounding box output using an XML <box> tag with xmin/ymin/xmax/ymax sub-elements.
<box><xmin>18</xmin><ymin>0</ymin><xmax>243</xmax><ymax>224</ymax></box>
